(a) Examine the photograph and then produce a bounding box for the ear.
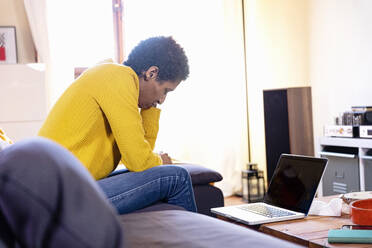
[145,66,159,80]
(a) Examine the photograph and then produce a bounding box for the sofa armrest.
[176,164,223,185]
[109,163,223,186]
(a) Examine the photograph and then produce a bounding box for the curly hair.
[124,36,189,82]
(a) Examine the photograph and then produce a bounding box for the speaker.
[263,87,314,183]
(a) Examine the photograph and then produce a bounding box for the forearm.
[140,107,161,150]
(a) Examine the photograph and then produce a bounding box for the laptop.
[211,154,328,225]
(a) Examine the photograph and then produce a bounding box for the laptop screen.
[264,154,328,214]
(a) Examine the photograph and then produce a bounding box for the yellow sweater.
[0,128,13,151]
[39,63,162,179]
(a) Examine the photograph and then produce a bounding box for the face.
[138,66,180,109]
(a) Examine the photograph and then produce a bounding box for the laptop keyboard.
[238,204,296,218]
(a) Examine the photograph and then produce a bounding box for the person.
[0,128,12,150]
[0,138,123,248]
[38,36,197,214]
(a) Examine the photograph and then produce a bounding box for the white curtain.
[23,0,53,107]
[24,0,114,108]
[123,0,249,196]
[23,0,49,63]
[23,0,73,108]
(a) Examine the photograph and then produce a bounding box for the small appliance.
[359,126,372,138]
[324,125,358,138]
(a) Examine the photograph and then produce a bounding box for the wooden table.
[219,195,372,248]
[259,212,364,247]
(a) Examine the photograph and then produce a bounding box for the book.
[328,229,372,244]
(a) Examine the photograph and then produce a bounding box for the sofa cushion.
[133,203,185,213]
[120,210,301,248]
[177,163,223,185]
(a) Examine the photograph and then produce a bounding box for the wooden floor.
[224,195,245,206]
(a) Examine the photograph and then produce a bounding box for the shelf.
[0,63,46,141]
[320,136,372,149]
[319,137,372,195]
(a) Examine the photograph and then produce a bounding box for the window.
[64,0,119,78]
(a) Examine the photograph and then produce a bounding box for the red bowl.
[350,198,372,225]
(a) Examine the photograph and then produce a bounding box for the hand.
[159,152,172,164]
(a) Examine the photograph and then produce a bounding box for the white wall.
[0,0,35,63]
[310,0,372,156]
[244,0,310,177]
[123,0,248,196]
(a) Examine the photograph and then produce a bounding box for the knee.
[0,138,65,178]
[0,139,63,207]
[174,165,190,179]
[161,165,192,184]
[13,137,69,161]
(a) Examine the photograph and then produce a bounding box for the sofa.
[120,208,302,248]
[116,164,301,248]
[0,137,300,248]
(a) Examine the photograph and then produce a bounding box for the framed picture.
[0,26,18,64]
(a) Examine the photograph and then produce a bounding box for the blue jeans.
[98,165,197,214]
